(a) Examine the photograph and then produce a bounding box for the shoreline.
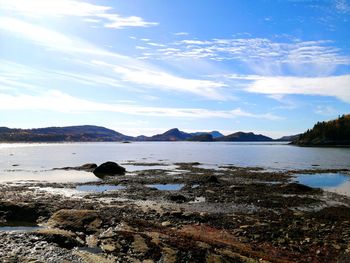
[1,163,350,262]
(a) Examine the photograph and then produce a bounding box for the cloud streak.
[243,75,350,103]
[0,90,281,120]
[0,17,227,100]
[0,0,158,29]
[137,37,350,76]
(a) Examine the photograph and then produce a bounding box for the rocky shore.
[1,162,350,262]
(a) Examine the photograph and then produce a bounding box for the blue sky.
[0,0,349,138]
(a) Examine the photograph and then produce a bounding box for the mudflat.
[1,162,350,263]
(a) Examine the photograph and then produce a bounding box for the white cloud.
[98,14,158,29]
[0,17,115,57]
[314,105,338,116]
[0,0,157,29]
[0,90,281,120]
[244,75,350,103]
[0,18,227,100]
[335,0,350,13]
[139,37,350,76]
[174,32,189,36]
[111,65,228,100]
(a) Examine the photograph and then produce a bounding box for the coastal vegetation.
[293,114,350,146]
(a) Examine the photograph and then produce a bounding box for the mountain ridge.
[0,125,294,142]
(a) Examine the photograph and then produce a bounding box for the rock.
[101,241,120,253]
[170,210,183,217]
[132,235,149,255]
[168,194,188,203]
[35,228,80,249]
[99,228,116,239]
[161,221,172,227]
[206,175,219,184]
[280,183,314,193]
[86,235,99,247]
[93,162,126,177]
[74,251,115,263]
[161,247,177,263]
[48,209,102,233]
[54,163,97,172]
[0,201,45,224]
[80,163,98,170]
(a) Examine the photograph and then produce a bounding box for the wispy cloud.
[0,90,281,120]
[243,75,350,103]
[334,0,350,13]
[0,0,158,29]
[0,17,227,100]
[137,37,350,76]
[314,105,338,116]
[93,62,228,100]
[174,32,189,36]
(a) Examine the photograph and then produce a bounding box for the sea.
[1,142,350,195]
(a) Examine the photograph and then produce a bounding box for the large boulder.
[35,228,81,249]
[93,162,126,177]
[54,163,98,172]
[48,209,101,233]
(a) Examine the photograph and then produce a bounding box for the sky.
[0,0,349,138]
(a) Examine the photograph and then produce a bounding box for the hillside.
[190,131,223,139]
[292,114,350,146]
[0,126,283,142]
[187,133,214,142]
[137,128,193,141]
[276,134,301,142]
[216,132,273,142]
[0,125,132,142]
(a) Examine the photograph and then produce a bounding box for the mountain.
[0,126,277,143]
[216,132,273,142]
[187,133,214,142]
[139,128,193,141]
[0,125,132,142]
[190,131,224,139]
[292,114,350,146]
[276,134,301,142]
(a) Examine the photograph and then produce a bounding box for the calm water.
[146,184,185,191]
[0,142,349,183]
[76,184,126,192]
[295,173,350,196]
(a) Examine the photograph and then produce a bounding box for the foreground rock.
[1,163,350,262]
[54,163,98,172]
[93,161,126,177]
[48,209,102,233]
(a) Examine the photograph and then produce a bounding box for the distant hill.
[137,128,193,141]
[216,132,273,142]
[276,134,301,142]
[0,125,132,142]
[292,114,350,146]
[0,125,281,143]
[190,131,224,139]
[187,133,214,142]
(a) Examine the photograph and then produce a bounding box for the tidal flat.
[1,162,350,262]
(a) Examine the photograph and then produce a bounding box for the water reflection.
[76,184,125,192]
[295,173,350,196]
[146,184,184,191]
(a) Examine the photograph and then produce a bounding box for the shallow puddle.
[76,184,126,192]
[294,173,350,196]
[189,196,206,203]
[0,226,43,232]
[146,184,184,191]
